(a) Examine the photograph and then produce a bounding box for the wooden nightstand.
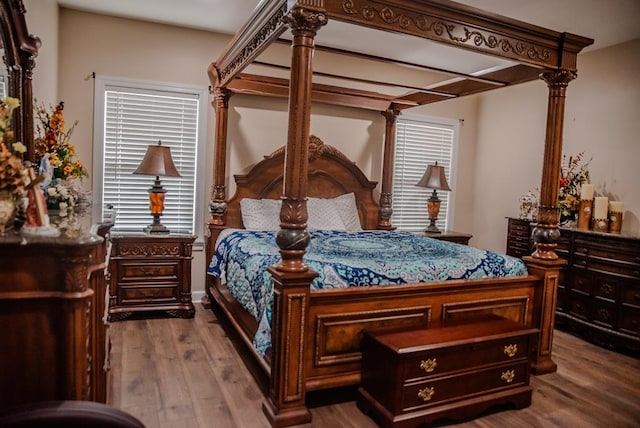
[108,234,196,321]
[424,230,472,245]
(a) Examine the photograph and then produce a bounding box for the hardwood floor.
[109,306,640,428]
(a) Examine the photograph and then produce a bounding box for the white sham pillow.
[240,193,361,231]
[332,192,362,232]
[307,197,347,230]
[240,198,280,231]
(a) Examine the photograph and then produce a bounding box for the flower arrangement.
[0,97,26,199]
[34,100,88,180]
[558,151,591,222]
[34,100,89,213]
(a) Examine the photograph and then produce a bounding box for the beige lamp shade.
[415,162,451,191]
[133,141,181,178]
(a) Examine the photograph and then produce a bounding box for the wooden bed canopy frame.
[205,1,593,426]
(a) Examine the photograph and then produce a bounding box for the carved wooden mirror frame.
[0,0,40,162]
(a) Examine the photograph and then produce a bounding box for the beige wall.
[26,5,640,294]
[473,38,640,252]
[24,0,58,105]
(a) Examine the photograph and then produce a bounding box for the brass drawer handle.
[503,344,517,357]
[418,386,435,402]
[420,358,437,373]
[501,370,515,383]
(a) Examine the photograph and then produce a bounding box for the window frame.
[92,75,209,244]
[391,113,459,232]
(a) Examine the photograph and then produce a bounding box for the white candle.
[593,196,608,219]
[580,183,594,200]
[609,201,624,213]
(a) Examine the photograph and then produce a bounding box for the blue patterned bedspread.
[207,230,527,355]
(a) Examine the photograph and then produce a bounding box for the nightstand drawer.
[401,362,529,411]
[120,284,178,304]
[118,261,179,282]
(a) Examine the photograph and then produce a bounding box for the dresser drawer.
[567,294,590,320]
[573,239,640,266]
[403,335,531,381]
[622,283,640,308]
[401,362,529,411]
[508,225,531,238]
[570,271,593,295]
[117,261,179,282]
[592,301,616,329]
[619,308,640,337]
[119,284,179,304]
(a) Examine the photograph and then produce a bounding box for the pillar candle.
[580,183,594,200]
[593,196,608,219]
[609,201,624,213]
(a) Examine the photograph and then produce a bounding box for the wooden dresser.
[0,221,113,412]
[108,234,196,321]
[357,316,537,428]
[505,217,534,258]
[555,228,640,355]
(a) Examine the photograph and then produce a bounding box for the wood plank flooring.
[109,306,640,427]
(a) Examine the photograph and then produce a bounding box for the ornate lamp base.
[144,214,169,234]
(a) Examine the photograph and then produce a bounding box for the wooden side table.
[424,230,472,245]
[108,234,196,321]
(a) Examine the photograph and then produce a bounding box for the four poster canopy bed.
[205,0,593,426]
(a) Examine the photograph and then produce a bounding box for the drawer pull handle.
[504,344,518,357]
[418,386,435,402]
[634,271,640,278]
[140,268,159,276]
[501,370,515,384]
[419,358,437,373]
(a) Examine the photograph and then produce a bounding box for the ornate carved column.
[209,86,232,226]
[378,107,400,229]
[274,7,327,271]
[531,69,576,260]
[264,6,326,428]
[523,68,576,375]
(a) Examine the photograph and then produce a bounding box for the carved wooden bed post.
[379,107,400,229]
[263,5,326,427]
[524,68,577,374]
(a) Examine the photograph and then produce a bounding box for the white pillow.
[240,194,361,231]
[240,198,280,230]
[308,197,347,230]
[332,193,362,232]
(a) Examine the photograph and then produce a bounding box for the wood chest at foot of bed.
[357,316,537,428]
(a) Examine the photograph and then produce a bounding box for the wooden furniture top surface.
[365,316,538,354]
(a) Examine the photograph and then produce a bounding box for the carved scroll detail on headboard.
[265,135,355,164]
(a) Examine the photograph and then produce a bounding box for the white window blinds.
[95,78,206,235]
[391,116,457,232]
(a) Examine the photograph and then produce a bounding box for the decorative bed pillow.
[332,192,362,231]
[240,193,361,231]
[308,197,347,230]
[240,198,280,231]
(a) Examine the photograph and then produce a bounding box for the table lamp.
[133,141,181,234]
[415,161,451,233]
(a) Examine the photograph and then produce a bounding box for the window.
[93,76,208,238]
[391,115,458,232]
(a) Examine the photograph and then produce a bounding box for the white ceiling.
[57,0,640,53]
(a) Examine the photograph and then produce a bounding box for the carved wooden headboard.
[223,135,380,230]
